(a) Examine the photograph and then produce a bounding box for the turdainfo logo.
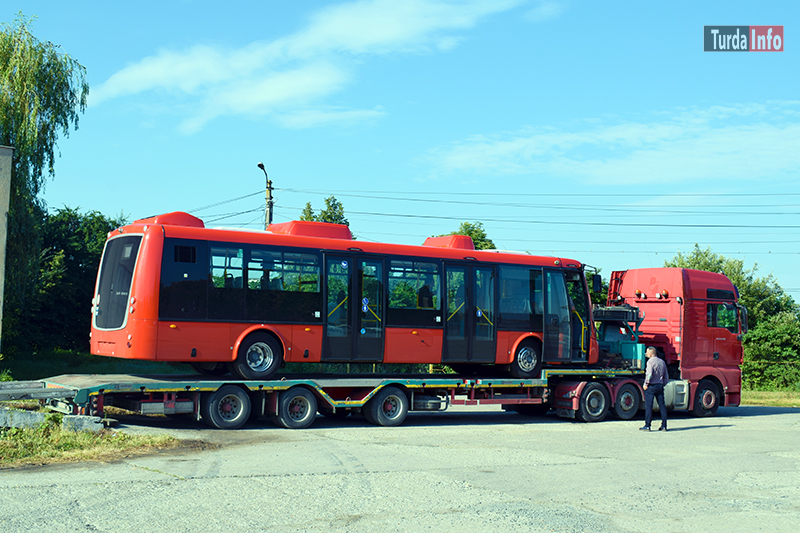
[704,26,784,51]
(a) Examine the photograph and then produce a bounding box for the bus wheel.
[692,380,720,417]
[200,385,251,429]
[576,382,610,423]
[510,341,542,379]
[231,333,282,380]
[367,386,409,427]
[613,383,640,420]
[274,387,317,429]
[191,362,228,376]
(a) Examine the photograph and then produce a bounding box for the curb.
[0,406,104,433]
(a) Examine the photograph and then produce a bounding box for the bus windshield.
[94,235,142,330]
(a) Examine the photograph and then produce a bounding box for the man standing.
[640,346,669,431]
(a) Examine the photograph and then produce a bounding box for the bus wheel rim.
[517,347,538,372]
[246,342,274,372]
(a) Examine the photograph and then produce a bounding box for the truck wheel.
[367,386,409,427]
[200,385,251,429]
[510,341,542,379]
[576,382,610,423]
[230,333,282,380]
[692,380,720,417]
[274,387,317,429]
[613,383,640,420]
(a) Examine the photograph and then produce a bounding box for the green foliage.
[444,221,495,250]
[0,348,191,381]
[665,244,800,390]
[300,196,349,225]
[0,368,11,382]
[0,417,176,467]
[1,15,89,353]
[6,208,126,352]
[742,312,800,390]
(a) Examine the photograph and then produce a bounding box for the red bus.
[90,212,599,380]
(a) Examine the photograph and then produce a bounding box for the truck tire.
[510,341,542,379]
[691,379,720,417]
[229,332,283,380]
[613,383,640,420]
[366,386,408,427]
[274,387,317,429]
[576,382,610,423]
[200,385,251,429]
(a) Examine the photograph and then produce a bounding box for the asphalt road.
[1,405,799,533]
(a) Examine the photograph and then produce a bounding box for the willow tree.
[0,15,89,351]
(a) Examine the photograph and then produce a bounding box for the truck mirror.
[592,274,602,293]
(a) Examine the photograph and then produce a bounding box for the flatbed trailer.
[0,367,659,430]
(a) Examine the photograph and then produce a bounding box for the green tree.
[299,196,348,225]
[1,15,89,352]
[299,202,315,221]
[740,312,800,390]
[14,208,125,351]
[445,222,495,250]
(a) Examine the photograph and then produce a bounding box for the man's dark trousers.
[644,383,667,429]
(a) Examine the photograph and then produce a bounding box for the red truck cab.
[607,268,746,415]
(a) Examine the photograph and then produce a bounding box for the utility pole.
[258,162,273,229]
[0,146,13,355]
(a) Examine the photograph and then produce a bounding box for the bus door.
[322,255,384,362]
[443,265,496,363]
[542,269,572,362]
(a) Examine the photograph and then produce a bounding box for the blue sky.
[4,1,799,298]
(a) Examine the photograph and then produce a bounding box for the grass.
[0,348,193,381]
[0,416,180,469]
[740,390,800,408]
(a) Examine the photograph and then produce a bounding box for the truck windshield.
[94,235,142,330]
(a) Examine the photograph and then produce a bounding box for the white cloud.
[524,0,567,23]
[92,0,526,131]
[426,102,800,185]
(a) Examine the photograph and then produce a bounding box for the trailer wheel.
[367,386,409,427]
[576,382,610,422]
[510,341,542,379]
[691,380,720,417]
[200,385,251,429]
[274,387,317,429]
[613,383,640,420]
[230,332,283,380]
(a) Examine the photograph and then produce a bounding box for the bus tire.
[367,386,409,427]
[510,341,542,379]
[200,385,251,429]
[576,382,610,423]
[692,379,720,417]
[613,383,640,420]
[230,332,283,380]
[274,387,317,429]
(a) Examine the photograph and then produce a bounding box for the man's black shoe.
[658,426,668,432]
[639,426,651,431]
